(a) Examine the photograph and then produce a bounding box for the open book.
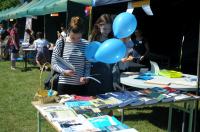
[56,56,76,71]
[85,76,101,84]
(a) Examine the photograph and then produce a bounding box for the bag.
[44,71,59,91]
[43,38,65,91]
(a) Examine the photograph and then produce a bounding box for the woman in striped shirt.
[51,16,90,95]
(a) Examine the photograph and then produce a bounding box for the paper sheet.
[56,56,76,71]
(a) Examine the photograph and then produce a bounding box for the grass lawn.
[0,61,199,132]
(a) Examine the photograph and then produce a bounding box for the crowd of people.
[0,22,54,70]
[51,14,150,97]
[0,14,150,97]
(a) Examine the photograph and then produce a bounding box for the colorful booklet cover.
[57,115,100,132]
[105,97,122,107]
[88,115,128,130]
[96,94,122,108]
[163,86,180,93]
[73,95,94,101]
[72,107,102,118]
[151,87,169,94]
[106,91,140,107]
[90,98,108,108]
[46,109,78,121]
[88,115,122,129]
[65,101,92,108]
[130,98,144,106]
[140,97,159,105]
[161,94,175,102]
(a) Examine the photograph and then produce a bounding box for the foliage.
[0,0,20,11]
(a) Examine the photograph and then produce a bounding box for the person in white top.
[33,32,50,70]
[57,26,67,39]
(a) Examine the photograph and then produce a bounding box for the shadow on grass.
[115,107,200,132]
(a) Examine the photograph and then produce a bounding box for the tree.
[0,0,20,11]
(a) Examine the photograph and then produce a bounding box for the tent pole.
[193,21,200,132]
[44,15,46,39]
[88,6,92,39]
[65,0,69,28]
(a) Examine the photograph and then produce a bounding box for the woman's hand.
[80,77,89,85]
[63,70,74,76]
[140,56,144,61]
[121,58,128,63]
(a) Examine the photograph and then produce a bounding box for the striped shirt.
[51,38,90,85]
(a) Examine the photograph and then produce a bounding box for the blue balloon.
[113,12,137,39]
[85,41,101,62]
[95,38,126,64]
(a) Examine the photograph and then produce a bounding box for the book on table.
[90,98,108,108]
[72,107,102,118]
[88,115,131,131]
[96,94,122,108]
[106,91,141,107]
[65,101,92,108]
[140,97,159,104]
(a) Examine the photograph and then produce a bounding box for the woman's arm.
[140,40,150,61]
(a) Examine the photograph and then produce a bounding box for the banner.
[23,17,32,43]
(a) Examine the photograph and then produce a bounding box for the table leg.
[188,102,194,132]
[120,84,125,123]
[121,109,124,123]
[167,104,173,132]
[181,112,186,132]
[37,111,41,132]
[24,51,27,70]
[22,50,32,72]
[182,102,186,132]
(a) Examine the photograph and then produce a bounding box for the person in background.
[0,24,5,35]
[0,24,4,59]
[131,29,151,69]
[0,30,10,60]
[51,16,90,95]
[87,14,114,96]
[8,22,19,70]
[33,32,50,70]
[25,29,35,45]
[118,36,134,72]
[57,25,67,39]
[60,26,67,38]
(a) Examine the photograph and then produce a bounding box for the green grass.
[0,61,199,132]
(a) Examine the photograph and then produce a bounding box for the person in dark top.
[8,22,20,70]
[131,29,151,70]
[87,14,114,96]
[25,29,35,45]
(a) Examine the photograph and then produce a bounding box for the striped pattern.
[51,38,90,85]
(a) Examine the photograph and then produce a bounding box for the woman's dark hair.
[90,14,113,41]
[131,28,143,40]
[68,16,84,34]
[36,32,43,39]
[25,29,31,35]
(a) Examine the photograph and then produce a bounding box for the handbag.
[44,38,65,91]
